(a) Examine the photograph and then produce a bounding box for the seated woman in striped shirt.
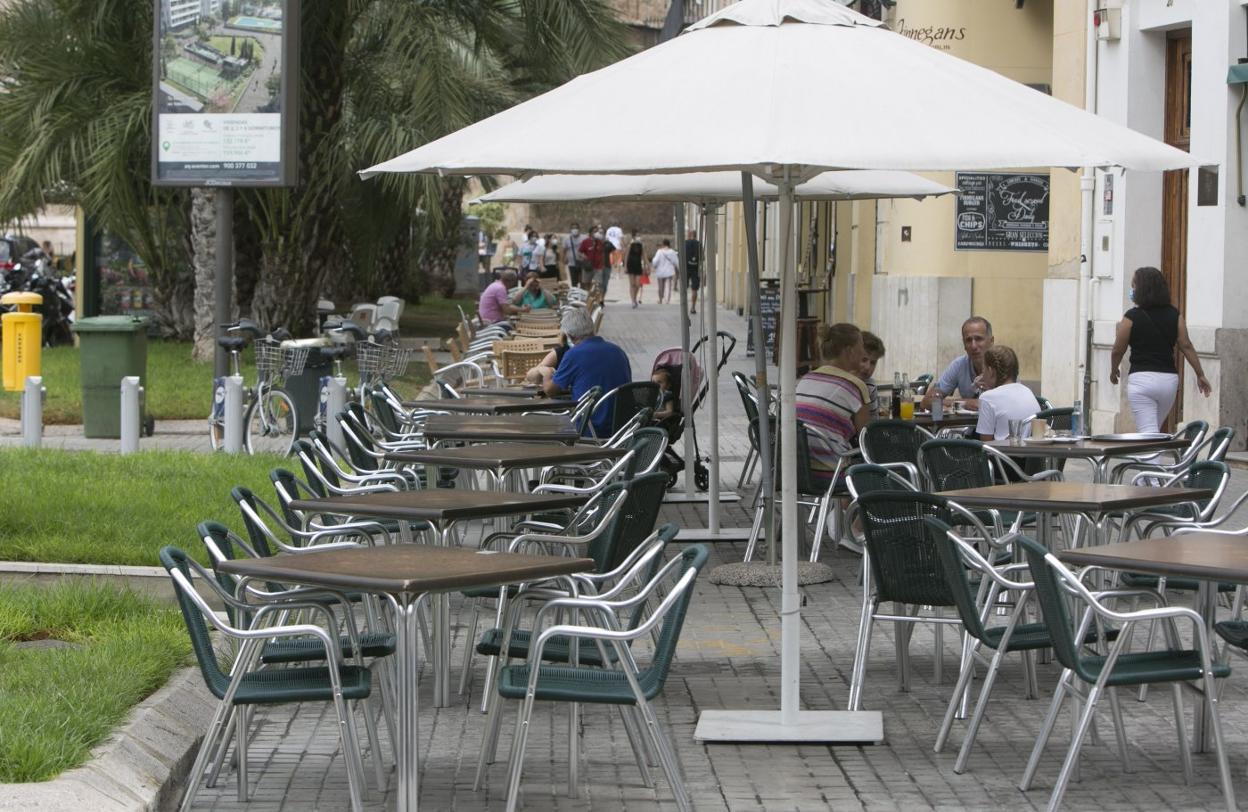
[796,323,871,484]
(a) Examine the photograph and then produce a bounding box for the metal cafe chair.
[1017,536,1235,812]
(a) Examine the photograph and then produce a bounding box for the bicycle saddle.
[217,336,248,351]
[321,345,350,361]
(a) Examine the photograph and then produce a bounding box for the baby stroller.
[651,331,737,490]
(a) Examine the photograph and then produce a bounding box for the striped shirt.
[796,365,869,481]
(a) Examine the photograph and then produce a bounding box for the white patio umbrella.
[362,0,1197,751]
[473,169,958,540]
[473,169,957,204]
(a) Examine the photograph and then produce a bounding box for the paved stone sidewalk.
[190,518,1248,812]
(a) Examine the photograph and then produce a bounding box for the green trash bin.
[72,316,149,439]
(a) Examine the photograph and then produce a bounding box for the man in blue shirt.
[545,308,632,437]
[921,316,995,409]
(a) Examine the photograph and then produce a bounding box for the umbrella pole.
[777,171,800,724]
[676,206,695,496]
[742,175,775,558]
[705,205,720,534]
[693,171,881,745]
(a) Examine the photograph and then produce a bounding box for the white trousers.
[1126,371,1179,433]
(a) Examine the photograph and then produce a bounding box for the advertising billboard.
[152,0,299,186]
[953,172,1050,252]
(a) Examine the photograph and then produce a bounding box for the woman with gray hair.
[545,307,632,436]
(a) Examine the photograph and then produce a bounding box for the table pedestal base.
[694,709,883,744]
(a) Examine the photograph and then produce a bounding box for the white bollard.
[120,376,141,454]
[326,375,348,451]
[223,375,245,453]
[21,375,42,448]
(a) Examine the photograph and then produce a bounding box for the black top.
[626,241,644,273]
[684,239,701,275]
[1126,305,1179,375]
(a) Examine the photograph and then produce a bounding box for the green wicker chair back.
[856,491,957,608]
[920,438,994,492]
[845,463,913,498]
[600,472,669,571]
[368,388,402,437]
[231,486,278,558]
[624,427,669,479]
[161,545,232,698]
[1018,535,1093,682]
[860,419,927,468]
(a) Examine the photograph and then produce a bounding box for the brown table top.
[937,481,1212,513]
[422,413,580,443]
[986,438,1187,459]
[290,489,587,522]
[909,413,979,428]
[1059,533,1248,584]
[461,386,543,399]
[385,443,627,469]
[219,545,594,596]
[403,397,576,415]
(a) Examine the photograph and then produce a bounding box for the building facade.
[1045,0,1248,443]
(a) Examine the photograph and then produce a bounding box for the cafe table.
[422,413,581,445]
[386,442,627,491]
[220,544,593,812]
[460,385,543,398]
[288,489,588,710]
[986,436,1188,482]
[1060,532,1248,753]
[402,396,577,416]
[909,411,979,430]
[937,482,1212,549]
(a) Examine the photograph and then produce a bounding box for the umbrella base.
[707,561,835,586]
[695,709,883,744]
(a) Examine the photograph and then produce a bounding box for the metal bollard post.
[21,375,42,448]
[326,375,348,451]
[223,375,244,453]
[120,376,141,454]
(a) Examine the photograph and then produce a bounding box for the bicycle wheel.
[245,387,298,456]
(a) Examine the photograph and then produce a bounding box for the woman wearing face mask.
[1109,266,1211,434]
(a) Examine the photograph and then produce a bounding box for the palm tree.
[243,0,634,330]
[0,0,194,336]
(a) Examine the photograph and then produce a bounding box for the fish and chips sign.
[152,0,299,187]
[953,172,1050,252]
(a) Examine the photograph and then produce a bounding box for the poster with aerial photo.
[153,0,297,186]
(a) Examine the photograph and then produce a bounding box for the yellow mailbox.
[2,292,42,392]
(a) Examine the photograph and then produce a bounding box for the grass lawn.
[0,581,191,782]
[399,295,471,339]
[0,449,287,566]
[0,334,434,425]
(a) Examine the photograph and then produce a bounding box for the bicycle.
[314,319,415,436]
[208,320,307,455]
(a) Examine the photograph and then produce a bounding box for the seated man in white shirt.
[975,345,1040,441]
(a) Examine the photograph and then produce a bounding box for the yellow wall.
[831,0,1055,380]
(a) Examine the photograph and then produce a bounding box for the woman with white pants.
[651,239,679,304]
[1108,266,1211,433]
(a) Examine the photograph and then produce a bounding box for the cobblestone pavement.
[187,293,1248,811]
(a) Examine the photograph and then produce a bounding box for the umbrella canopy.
[362,0,1194,179]
[472,170,958,204]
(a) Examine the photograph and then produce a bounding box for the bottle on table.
[891,372,902,419]
[1072,399,1083,437]
[899,373,914,420]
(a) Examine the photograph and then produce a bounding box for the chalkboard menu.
[746,284,781,361]
[954,172,1050,252]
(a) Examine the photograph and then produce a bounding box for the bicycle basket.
[254,339,309,379]
[384,346,413,379]
[356,340,387,383]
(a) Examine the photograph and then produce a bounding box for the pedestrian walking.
[1109,265,1211,433]
[579,227,611,295]
[684,228,702,315]
[606,222,624,272]
[651,239,679,304]
[625,230,647,308]
[561,223,584,286]
[542,233,559,279]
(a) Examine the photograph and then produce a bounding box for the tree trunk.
[191,188,220,361]
[419,178,466,298]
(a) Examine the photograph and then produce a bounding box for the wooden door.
[1160,30,1191,427]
